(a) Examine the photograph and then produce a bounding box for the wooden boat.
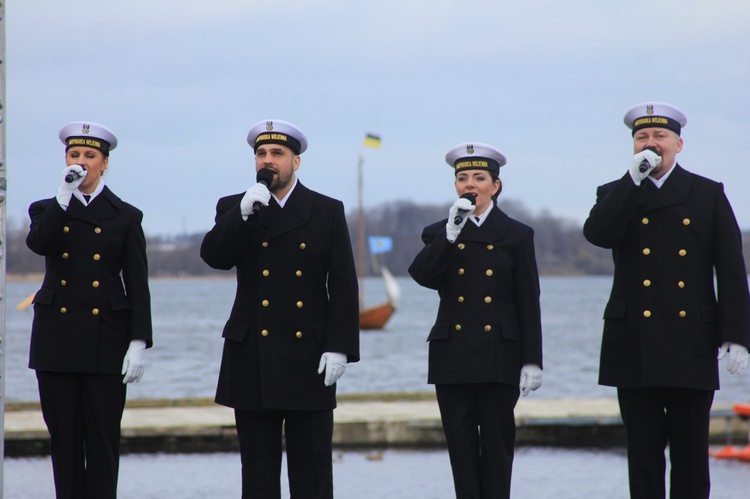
[360,266,399,330]
[356,146,399,330]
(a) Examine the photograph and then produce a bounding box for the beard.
[269,165,294,194]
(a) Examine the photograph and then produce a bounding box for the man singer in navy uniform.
[201,119,360,498]
[583,102,750,499]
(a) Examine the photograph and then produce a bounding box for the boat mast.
[357,153,364,309]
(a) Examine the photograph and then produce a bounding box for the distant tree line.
[6,199,750,277]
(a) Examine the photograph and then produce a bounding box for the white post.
[0,1,8,494]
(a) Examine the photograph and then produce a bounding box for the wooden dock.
[4,393,748,456]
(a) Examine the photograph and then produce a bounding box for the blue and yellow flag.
[368,236,393,255]
[364,133,382,148]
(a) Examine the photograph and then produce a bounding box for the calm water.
[4,276,750,497]
[4,275,749,404]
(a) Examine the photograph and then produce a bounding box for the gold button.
[484,296,492,304]
[262,241,269,247]
[95,227,102,234]
[262,270,270,277]
[457,243,465,250]
[92,281,99,288]
[458,268,465,275]
[296,331,303,339]
[93,254,101,261]
[297,301,304,308]
[296,270,302,277]
[262,300,269,307]
[486,244,494,250]
[455,324,462,331]
[484,325,492,332]
[63,226,70,233]
[299,243,307,250]
[642,217,649,225]
[261,329,269,337]
[643,279,651,287]
[62,252,69,259]
[60,307,67,314]
[61,280,67,286]
[458,296,464,303]
[643,310,651,318]
[679,310,687,318]
[678,281,685,288]
[683,218,691,226]
[92,308,99,315]
[642,248,650,256]
[486,269,493,277]
[679,249,687,256]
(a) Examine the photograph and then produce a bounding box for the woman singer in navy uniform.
[409,142,543,499]
[26,121,153,499]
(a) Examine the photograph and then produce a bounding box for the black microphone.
[64,170,83,183]
[252,168,275,214]
[638,146,660,173]
[453,193,477,225]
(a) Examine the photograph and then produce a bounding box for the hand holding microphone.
[56,165,87,208]
[629,146,661,184]
[240,167,274,218]
[446,193,476,243]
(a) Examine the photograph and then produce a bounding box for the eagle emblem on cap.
[466,144,474,154]
[82,124,90,134]
[266,121,274,131]
[646,105,654,116]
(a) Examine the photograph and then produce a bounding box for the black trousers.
[36,371,127,499]
[617,387,714,499]
[435,383,520,499]
[234,408,334,499]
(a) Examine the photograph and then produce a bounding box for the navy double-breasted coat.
[583,165,750,390]
[26,187,153,373]
[409,206,543,386]
[200,182,360,411]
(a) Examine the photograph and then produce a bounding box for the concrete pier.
[4,393,748,456]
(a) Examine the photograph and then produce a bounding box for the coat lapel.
[459,206,510,242]
[66,186,123,225]
[646,164,691,212]
[261,182,313,240]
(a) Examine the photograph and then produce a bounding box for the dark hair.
[491,172,502,201]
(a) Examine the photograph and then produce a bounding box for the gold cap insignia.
[82,124,90,134]
[646,105,654,116]
[265,121,274,131]
[466,144,474,154]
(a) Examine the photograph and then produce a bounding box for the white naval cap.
[58,121,118,155]
[623,102,687,136]
[445,142,507,174]
[246,119,308,155]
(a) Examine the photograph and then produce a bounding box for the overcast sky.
[5,0,750,236]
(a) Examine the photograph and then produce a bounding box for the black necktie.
[83,195,91,204]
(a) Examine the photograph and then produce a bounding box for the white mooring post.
[0,1,8,495]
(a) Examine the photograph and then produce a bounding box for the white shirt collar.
[470,206,492,226]
[73,178,105,205]
[647,161,677,189]
[272,177,298,208]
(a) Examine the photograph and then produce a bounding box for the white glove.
[56,165,87,208]
[445,196,476,243]
[317,352,347,386]
[718,342,748,375]
[122,340,147,384]
[240,182,271,219]
[629,148,662,185]
[519,364,543,397]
